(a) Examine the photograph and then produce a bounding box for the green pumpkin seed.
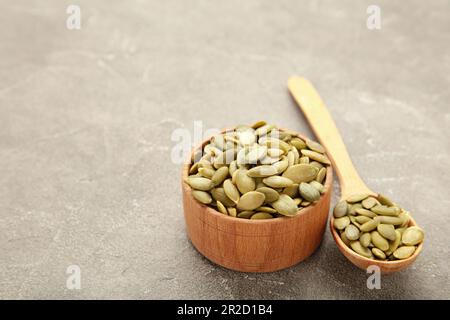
[360,219,379,232]
[315,167,326,183]
[290,137,306,150]
[282,183,299,198]
[227,207,237,217]
[267,148,284,158]
[286,151,295,166]
[216,201,228,215]
[282,164,318,183]
[334,216,350,230]
[385,230,401,256]
[300,149,331,165]
[255,124,275,136]
[370,231,389,251]
[229,160,238,176]
[211,166,229,186]
[299,182,320,202]
[309,161,323,170]
[346,193,370,203]
[340,231,351,246]
[348,203,362,215]
[237,211,254,219]
[223,179,240,203]
[237,191,265,211]
[372,248,386,260]
[261,137,291,153]
[214,149,236,166]
[350,241,373,258]
[236,169,256,194]
[246,146,267,163]
[198,167,215,179]
[355,208,377,218]
[192,190,212,204]
[371,205,400,216]
[263,176,294,188]
[271,194,298,216]
[237,130,256,146]
[333,200,348,218]
[257,206,277,214]
[349,215,361,228]
[305,139,325,153]
[362,197,378,209]
[378,194,395,206]
[250,212,273,220]
[309,181,325,194]
[187,176,214,191]
[355,215,372,224]
[272,158,289,174]
[401,226,424,246]
[375,216,403,225]
[299,156,310,164]
[345,224,360,241]
[211,188,236,207]
[247,165,278,177]
[377,224,396,241]
[255,187,279,203]
[359,232,371,247]
[251,120,267,129]
[399,211,411,227]
[393,246,416,260]
[189,162,199,174]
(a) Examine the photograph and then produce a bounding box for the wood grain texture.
[182,133,333,273]
[289,76,424,273]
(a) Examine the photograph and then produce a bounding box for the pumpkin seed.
[371,231,389,251]
[247,165,278,177]
[192,190,212,204]
[340,231,351,246]
[350,241,373,258]
[282,183,299,198]
[385,230,401,256]
[362,197,378,209]
[255,187,279,203]
[267,148,284,158]
[300,149,331,165]
[346,193,370,203]
[271,194,298,216]
[282,164,318,183]
[355,215,372,224]
[377,224,396,241]
[378,194,395,206]
[263,176,294,188]
[372,248,386,260]
[315,167,327,183]
[355,208,377,218]
[223,179,240,203]
[211,166,229,186]
[237,191,265,211]
[299,182,320,202]
[198,167,215,179]
[211,188,236,207]
[299,156,310,164]
[186,176,214,191]
[393,246,416,260]
[216,201,228,215]
[293,198,302,206]
[251,120,267,129]
[345,224,360,241]
[334,216,350,230]
[257,206,277,214]
[371,205,400,216]
[375,216,403,225]
[305,139,325,153]
[250,212,273,220]
[237,211,254,219]
[333,200,348,218]
[360,219,379,232]
[309,181,325,194]
[227,207,237,217]
[246,146,267,163]
[359,232,371,247]
[401,226,424,246]
[290,137,306,150]
[236,169,256,194]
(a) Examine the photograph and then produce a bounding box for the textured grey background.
[0,0,449,299]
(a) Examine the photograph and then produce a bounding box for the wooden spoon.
[288,76,423,273]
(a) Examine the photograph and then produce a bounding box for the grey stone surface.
[0,0,449,299]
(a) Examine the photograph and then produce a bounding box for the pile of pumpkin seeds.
[185,121,330,219]
[333,194,424,260]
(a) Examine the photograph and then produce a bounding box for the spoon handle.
[288,76,373,198]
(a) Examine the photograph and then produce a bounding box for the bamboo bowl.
[182,132,333,273]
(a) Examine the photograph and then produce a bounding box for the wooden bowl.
[182,132,333,272]
[330,215,423,274]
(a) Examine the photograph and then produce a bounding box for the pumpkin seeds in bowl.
[185,121,331,220]
[333,194,424,261]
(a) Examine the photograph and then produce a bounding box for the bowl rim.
[182,128,333,224]
[330,214,424,265]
